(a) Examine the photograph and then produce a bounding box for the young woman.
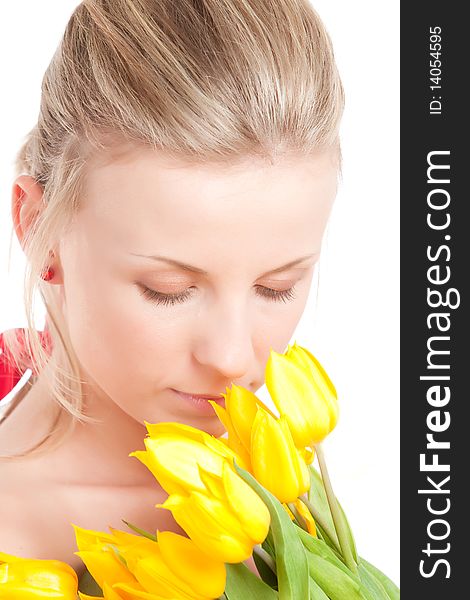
[0,0,344,579]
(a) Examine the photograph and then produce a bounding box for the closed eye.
[137,284,297,307]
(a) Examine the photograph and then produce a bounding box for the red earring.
[41,267,55,281]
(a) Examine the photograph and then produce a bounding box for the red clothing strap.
[0,327,52,402]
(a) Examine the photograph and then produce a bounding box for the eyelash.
[138,284,297,307]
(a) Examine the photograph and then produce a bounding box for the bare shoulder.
[0,461,85,573]
[0,459,177,573]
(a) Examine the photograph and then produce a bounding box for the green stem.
[253,544,277,574]
[299,494,341,554]
[315,443,357,573]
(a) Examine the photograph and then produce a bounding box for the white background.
[0,1,400,584]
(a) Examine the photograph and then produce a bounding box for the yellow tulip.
[74,524,225,600]
[250,409,310,503]
[209,385,276,471]
[265,343,339,446]
[290,343,338,427]
[158,461,270,564]
[119,531,225,600]
[0,552,78,599]
[130,422,247,497]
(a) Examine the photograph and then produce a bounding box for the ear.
[11,175,45,251]
[12,175,63,285]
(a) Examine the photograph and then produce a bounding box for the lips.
[171,388,226,413]
[172,388,224,398]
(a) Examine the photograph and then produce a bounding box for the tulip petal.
[157,531,226,598]
[203,434,247,468]
[108,534,159,574]
[197,465,226,501]
[302,446,315,465]
[112,581,185,600]
[251,409,307,503]
[290,344,339,430]
[266,350,331,446]
[75,550,136,591]
[102,582,126,600]
[225,386,260,452]
[207,401,232,433]
[294,498,317,537]
[291,343,337,399]
[131,550,198,600]
[0,552,25,563]
[283,503,295,520]
[141,436,226,494]
[72,524,116,553]
[208,402,252,470]
[278,417,310,495]
[108,530,156,550]
[161,494,253,563]
[79,593,104,600]
[144,421,209,441]
[221,462,270,544]
[129,449,187,496]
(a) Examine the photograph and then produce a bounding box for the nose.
[192,298,255,382]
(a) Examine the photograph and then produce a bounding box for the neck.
[3,371,159,489]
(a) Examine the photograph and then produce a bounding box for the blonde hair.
[2,0,344,458]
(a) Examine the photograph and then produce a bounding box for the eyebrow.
[129,253,318,276]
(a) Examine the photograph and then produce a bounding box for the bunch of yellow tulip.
[123,342,398,599]
[0,341,400,600]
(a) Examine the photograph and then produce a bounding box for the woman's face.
[56,147,338,436]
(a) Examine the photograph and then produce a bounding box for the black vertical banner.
[401,3,468,597]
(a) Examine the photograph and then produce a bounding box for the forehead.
[78,146,338,258]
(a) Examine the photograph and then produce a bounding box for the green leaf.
[309,577,330,600]
[121,519,157,541]
[308,464,359,566]
[308,465,332,520]
[234,462,310,600]
[314,522,343,560]
[307,555,363,600]
[299,528,363,600]
[296,527,360,584]
[308,465,340,550]
[337,499,358,564]
[359,559,400,600]
[357,563,392,600]
[225,563,278,599]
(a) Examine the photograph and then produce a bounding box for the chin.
[134,409,226,438]
[186,416,226,438]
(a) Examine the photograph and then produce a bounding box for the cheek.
[63,274,184,399]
